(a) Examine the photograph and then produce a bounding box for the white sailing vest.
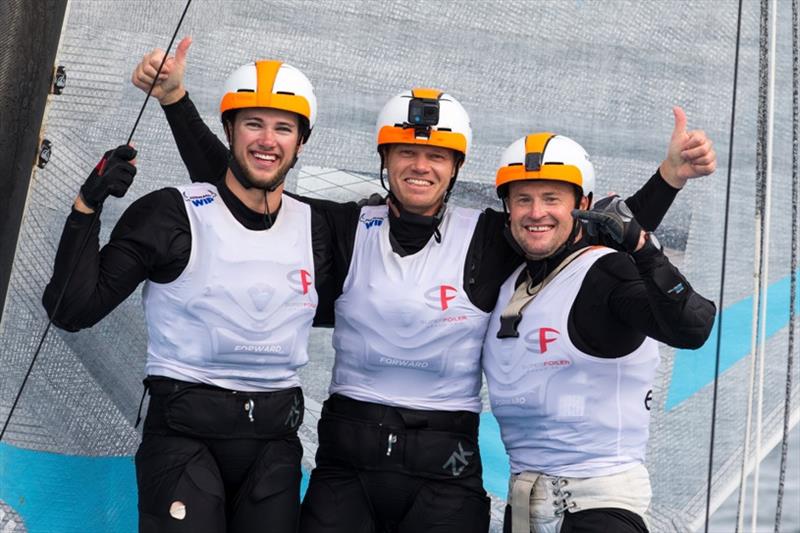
[330,205,490,412]
[142,184,318,392]
[483,247,660,477]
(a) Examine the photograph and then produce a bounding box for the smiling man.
[482,133,716,533]
[43,60,330,533]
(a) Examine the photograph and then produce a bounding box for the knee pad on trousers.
[135,435,226,533]
[229,437,303,533]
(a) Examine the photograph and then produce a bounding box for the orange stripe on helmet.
[524,132,555,156]
[495,164,584,190]
[495,133,583,191]
[377,125,468,155]
[411,88,443,99]
[255,60,281,106]
[219,60,312,120]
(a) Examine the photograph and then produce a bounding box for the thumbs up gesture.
[131,35,192,105]
[659,106,717,189]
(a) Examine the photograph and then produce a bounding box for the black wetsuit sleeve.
[568,249,716,358]
[162,92,228,183]
[464,209,524,313]
[623,169,680,231]
[41,189,190,331]
[286,193,360,327]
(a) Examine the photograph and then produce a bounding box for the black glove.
[356,192,386,207]
[573,195,642,253]
[80,145,137,210]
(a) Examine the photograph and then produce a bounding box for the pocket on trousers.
[316,414,379,468]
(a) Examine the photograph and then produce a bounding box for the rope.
[703,1,744,530]
[0,0,193,443]
[736,0,772,528]
[774,0,799,528]
[126,1,192,145]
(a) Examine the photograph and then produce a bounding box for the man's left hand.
[659,106,716,189]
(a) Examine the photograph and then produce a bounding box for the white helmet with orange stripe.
[375,88,472,202]
[220,60,317,143]
[376,88,471,158]
[495,132,595,203]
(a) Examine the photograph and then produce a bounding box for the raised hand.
[659,106,717,189]
[130,36,192,105]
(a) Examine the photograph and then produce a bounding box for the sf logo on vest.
[286,269,314,299]
[524,327,571,368]
[524,327,559,354]
[424,285,458,311]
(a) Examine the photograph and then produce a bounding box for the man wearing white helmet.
[482,133,716,533]
[44,57,331,532]
[135,41,716,532]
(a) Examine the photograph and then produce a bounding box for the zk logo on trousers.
[442,442,474,476]
[285,394,302,428]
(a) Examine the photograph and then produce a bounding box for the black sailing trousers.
[300,394,491,533]
[135,377,304,533]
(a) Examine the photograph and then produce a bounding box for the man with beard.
[131,39,715,532]
[43,59,333,532]
[482,133,716,533]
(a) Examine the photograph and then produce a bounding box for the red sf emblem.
[299,269,312,295]
[524,327,560,354]
[425,284,458,311]
[287,269,313,295]
[538,327,559,353]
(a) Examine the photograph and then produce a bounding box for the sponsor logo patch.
[287,269,313,295]
[524,327,560,354]
[424,285,458,311]
[183,189,217,207]
[359,213,386,229]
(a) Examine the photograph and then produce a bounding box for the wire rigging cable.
[773,0,799,529]
[0,0,193,443]
[703,0,744,529]
[736,0,777,528]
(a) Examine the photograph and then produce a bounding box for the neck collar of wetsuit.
[218,177,281,230]
[387,199,445,253]
[515,229,590,287]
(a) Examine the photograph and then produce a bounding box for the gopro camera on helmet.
[524,152,543,171]
[407,97,439,127]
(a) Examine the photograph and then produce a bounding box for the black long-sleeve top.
[44,92,714,359]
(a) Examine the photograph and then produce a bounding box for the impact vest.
[142,184,317,391]
[330,205,490,412]
[483,247,660,477]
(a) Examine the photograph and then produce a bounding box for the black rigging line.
[704,0,744,530]
[0,0,193,443]
[774,0,799,529]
